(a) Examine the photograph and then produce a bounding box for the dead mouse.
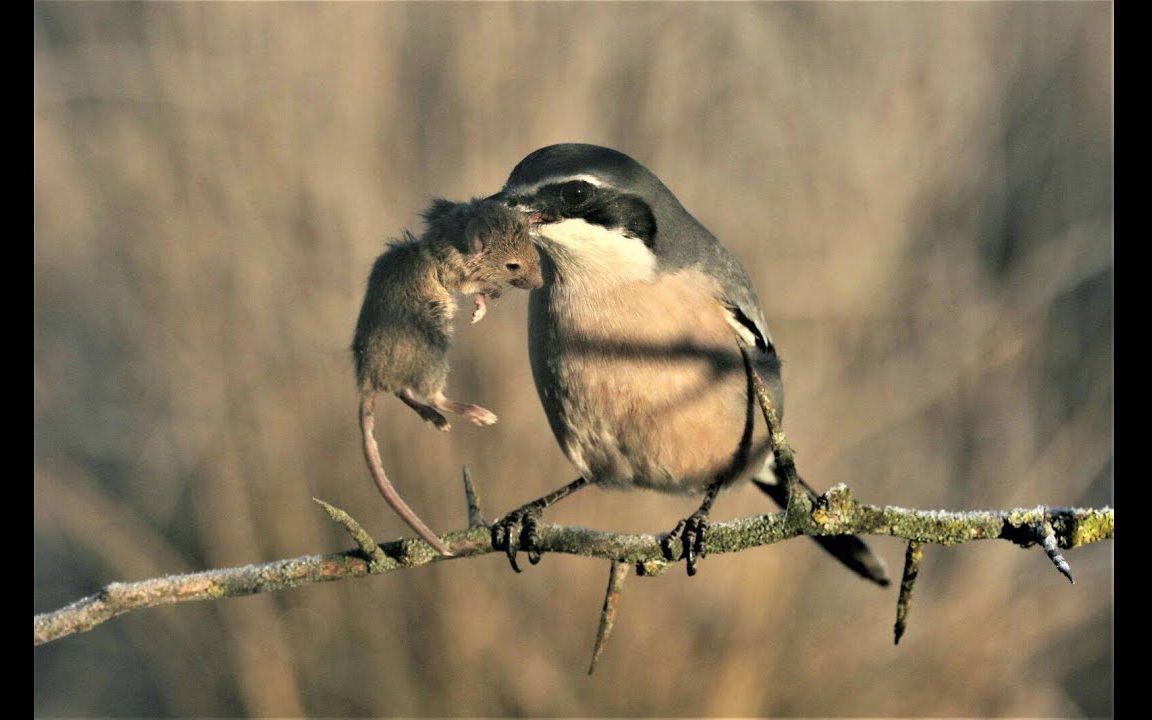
[350,197,543,556]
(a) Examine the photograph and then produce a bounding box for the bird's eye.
[559,180,596,209]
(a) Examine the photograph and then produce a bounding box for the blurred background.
[34,2,1112,717]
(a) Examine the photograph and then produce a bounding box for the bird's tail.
[753,466,890,587]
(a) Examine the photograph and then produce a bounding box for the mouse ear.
[469,230,488,255]
[421,198,458,225]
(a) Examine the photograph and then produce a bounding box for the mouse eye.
[558,180,596,210]
[505,262,521,272]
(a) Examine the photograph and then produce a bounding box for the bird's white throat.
[534,217,656,288]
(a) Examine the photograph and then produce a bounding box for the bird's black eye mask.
[502,180,657,249]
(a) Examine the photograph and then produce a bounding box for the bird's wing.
[704,242,785,422]
[708,244,775,355]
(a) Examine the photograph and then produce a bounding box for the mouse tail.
[360,395,455,557]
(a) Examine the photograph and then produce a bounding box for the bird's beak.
[490,190,559,226]
[527,209,559,225]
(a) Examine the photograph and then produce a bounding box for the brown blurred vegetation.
[34,3,1112,717]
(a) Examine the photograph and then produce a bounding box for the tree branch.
[34,490,1113,646]
[35,351,1114,649]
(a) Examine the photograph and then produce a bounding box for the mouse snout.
[512,260,544,290]
[510,273,543,290]
[499,247,544,290]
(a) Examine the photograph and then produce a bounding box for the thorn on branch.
[1039,518,1074,584]
[314,497,386,566]
[894,540,924,645]
[588,561,630,675]
[462,466,486,528]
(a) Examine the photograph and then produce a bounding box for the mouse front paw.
[470,294,488,324]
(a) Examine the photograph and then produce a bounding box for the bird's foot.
[489,477,591,573]
[491,503,544,572]
[662,512,710,576]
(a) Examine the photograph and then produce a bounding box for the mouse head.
[465,201,544,293]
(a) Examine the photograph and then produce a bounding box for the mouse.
[350,197,543,556]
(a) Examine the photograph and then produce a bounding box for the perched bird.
[490,143,889,583]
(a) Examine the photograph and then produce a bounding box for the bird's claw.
[491,504,544,572]
[662,513,710,576]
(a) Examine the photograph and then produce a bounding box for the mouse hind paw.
[396,389,452,431]
[433,398,498,426]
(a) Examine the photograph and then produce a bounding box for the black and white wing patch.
[722,301,775,356]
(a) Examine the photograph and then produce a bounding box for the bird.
[488,143,890,585]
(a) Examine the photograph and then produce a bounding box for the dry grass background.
[34,2,1112,717]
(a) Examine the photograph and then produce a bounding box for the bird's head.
[492,144,671,286]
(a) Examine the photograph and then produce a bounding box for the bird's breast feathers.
[533,217,657,287]
[530,269,770,492]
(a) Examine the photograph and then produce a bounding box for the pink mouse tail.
[360,395,454,557]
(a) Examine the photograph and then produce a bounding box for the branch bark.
[34,490,1113,646]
